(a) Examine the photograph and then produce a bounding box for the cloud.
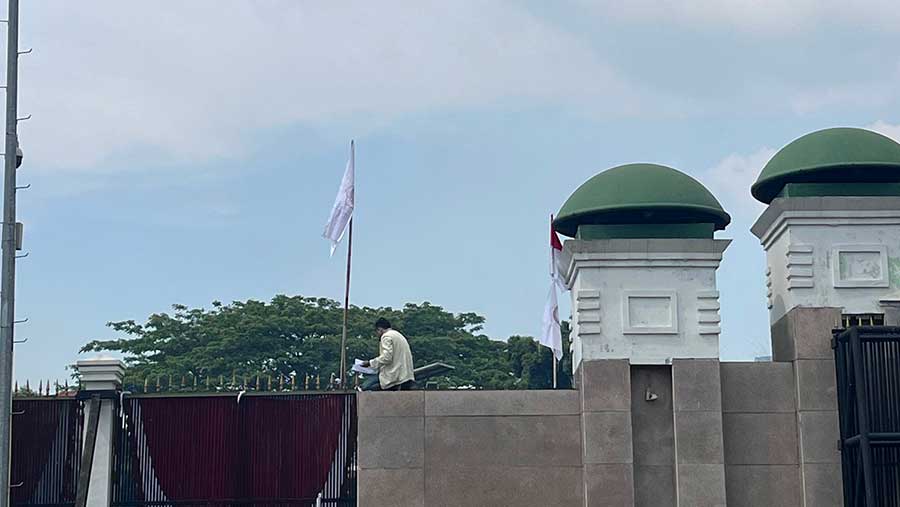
[703,148,775,222]
[867,120,900,142]
[18,1,642,172]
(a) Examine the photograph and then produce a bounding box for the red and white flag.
[540,215,564,360]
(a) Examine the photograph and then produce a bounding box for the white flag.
[541,282,563,360]
[323,141,355,256]
[540,216,564,360]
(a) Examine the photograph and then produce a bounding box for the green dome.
[553,163,730,238]
[752,127,900,203]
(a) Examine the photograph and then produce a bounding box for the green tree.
[81,295,573,390]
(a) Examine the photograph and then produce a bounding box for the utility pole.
[0,0,20,504]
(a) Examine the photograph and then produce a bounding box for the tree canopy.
[81,295,573,390]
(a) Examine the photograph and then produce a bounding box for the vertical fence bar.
[850,328,877,506]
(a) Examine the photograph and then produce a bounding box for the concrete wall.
[357,390,583,507]
[721,362,801,507]
[358,345,841,506]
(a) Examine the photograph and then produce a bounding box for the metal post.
[849,327,877,507]
[0,0,19,504]
[340,218,353,390]
[552,355,557,389]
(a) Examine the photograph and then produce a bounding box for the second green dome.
[553,163,730,238]
[752,127,900,203]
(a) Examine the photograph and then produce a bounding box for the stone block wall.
[721,362,800,507]
[358,343,843,506]
[357,390,584,507]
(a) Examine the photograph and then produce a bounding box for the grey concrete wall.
[771,306,844,507]
[579,359,634,506]
[673,359,727,507]
[358,348,843,507]
[357,390,584,507]
[721,361,801,507]
[630,366,675,507]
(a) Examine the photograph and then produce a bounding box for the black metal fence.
[10,398,83,507]
[111,392,357,507]
[834,326,900,507]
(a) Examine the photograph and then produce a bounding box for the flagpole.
[552,355,557,389]
[340,217,352,390]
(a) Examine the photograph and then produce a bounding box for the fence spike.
[316,374,320,390]
[13,381,17,393]
[38,380,42,395]
[181,375,186,388]
[219,375,224,390]
[143,377,149,393]
[267,374,272,391]
[279,375,284,391]
[156,375,161,390]
[305,374,309,390]
[232,370,237,387]
[168,375,172,391]
[291,375,297,391]
[255,374,260,391]
[46,380,50,397]
[205,375,210,390]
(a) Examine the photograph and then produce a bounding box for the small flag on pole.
[540,215,564,360]
[323,141,355,256]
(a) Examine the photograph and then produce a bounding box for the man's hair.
[374,318,392,330]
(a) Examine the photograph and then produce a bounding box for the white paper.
[352,358,377,375]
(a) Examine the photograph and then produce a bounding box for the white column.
[75,358,125,507]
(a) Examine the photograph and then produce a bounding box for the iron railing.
[10,398,83,507]
[834,326,900,507]
[111,392,357,507]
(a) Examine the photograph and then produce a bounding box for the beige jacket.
[370,329,415,389]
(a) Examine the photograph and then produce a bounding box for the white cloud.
[18,1,643,172]
[704,148,775,222]
[867,120,900,142]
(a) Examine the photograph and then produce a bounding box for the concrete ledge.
[425,415,582,467]
[801,463,843,507]
[424,389,579,416]
[358,416,424,469]
[721,362,796,413]
[676,463,726,507]
[359,468,424,507]
[725,465,801,507]
[770,307,841,361]
[675,411,724,464]
[584,463,634,506]
[795,359,837,411]
[798,410,840,464]
[723,413,798,465]
[425,466,583,507]
[583,411,633,464]
[673,359,722,412]
[581,359,631,411]
[358,391,424,418]
[634,465,675,507]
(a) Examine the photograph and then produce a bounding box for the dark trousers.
[387,380,415,391]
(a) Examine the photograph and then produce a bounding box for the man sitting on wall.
[361,318,416,391]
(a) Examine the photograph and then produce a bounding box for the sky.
[9,1,900,383]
